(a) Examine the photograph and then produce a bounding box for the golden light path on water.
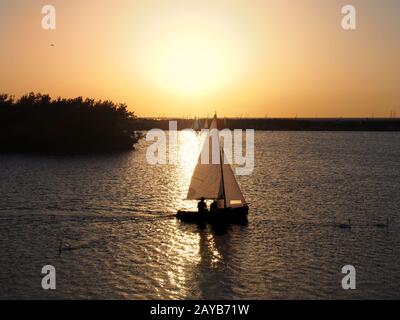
[156,130,223,298]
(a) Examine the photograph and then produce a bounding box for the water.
[1,131,400,299]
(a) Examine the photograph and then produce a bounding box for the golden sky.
[1,0,399,117]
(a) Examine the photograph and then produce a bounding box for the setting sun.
[127,6,247,97]
[146,34,237,96]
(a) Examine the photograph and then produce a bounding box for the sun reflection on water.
[144,131,225,299]
[206,232,223,267]
[163,220,201,298]
[172,130,204,211]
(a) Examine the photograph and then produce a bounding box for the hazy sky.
[1,0,399,117]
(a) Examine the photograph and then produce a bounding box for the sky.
[0,0,399,117]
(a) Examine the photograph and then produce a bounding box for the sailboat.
[203,118,209,129]
[192,117,201,131]
[177,114,249,225]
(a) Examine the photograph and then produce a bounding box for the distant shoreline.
[136,118,400,131]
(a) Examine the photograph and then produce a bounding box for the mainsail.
[186,115,246,208]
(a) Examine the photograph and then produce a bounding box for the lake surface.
[1,131,400,299]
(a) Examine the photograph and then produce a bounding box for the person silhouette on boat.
[210,200,218,214]
[198,197,207,214]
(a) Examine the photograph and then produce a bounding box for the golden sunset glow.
[128,11,247,97]
[1,0,400,117]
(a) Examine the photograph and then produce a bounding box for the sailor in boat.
[198,197,207,214]
[210,200,218,214]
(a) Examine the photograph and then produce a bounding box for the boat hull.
[176,206,248,225]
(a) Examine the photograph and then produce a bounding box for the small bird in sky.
[50,43,55,47]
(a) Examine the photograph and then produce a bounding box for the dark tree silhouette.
[0,93,141,153]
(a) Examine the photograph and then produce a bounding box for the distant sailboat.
[203,118,209,129]
[177,114,248,225]
[192,117,201,131]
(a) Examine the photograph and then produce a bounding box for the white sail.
[186,115,246,208]
[187,116,221,200]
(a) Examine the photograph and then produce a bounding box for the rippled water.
[1,131,400,299]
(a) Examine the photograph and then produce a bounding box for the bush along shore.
[0,93,142,154]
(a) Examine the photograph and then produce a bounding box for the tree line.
[0,93,141,153]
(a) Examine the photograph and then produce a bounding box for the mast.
[219,145,227,209]
[214,112,227,208]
